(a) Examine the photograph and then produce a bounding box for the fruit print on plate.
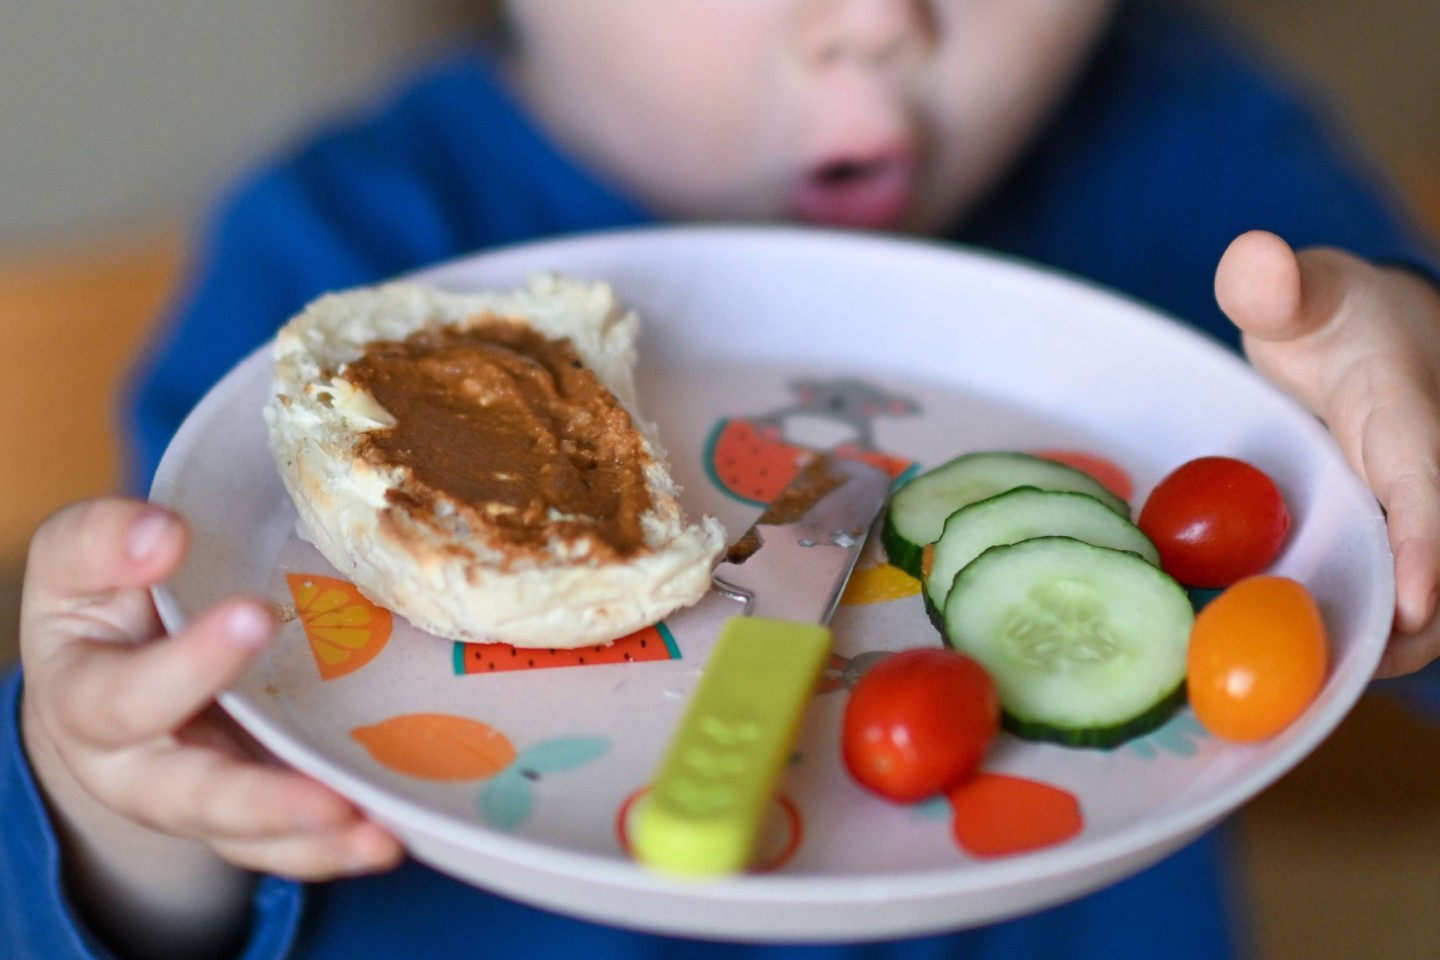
[286,573,392,681]
[704,377,918,505]
[257,362,1220,874]
[452,622,680,675]
[155,228,1391,943]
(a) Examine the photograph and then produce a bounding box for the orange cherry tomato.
[1186,576,1327,742]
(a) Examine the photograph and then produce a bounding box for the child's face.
[506,0,1115,234]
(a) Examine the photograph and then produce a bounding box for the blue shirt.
[5,2,1436,957]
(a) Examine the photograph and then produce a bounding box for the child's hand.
[19,499,401,953]
[1216,230,1440,678]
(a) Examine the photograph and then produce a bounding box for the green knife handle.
[630,617,832,877]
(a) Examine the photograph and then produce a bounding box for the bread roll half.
[265,275,725,648]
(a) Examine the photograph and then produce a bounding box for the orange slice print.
[352,713,518,781]
[287,574,393,681]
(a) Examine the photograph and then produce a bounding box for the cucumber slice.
[942,537,1191,749]
[924,487,1160,615]
[882,452,1130,578]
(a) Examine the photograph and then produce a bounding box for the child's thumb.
[25,498,188,607]
[1215,229,1357,343]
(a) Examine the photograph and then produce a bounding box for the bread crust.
[265,275,725,647]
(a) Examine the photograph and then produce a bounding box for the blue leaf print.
[516,736,610,774]
[909,795,952,821]
[1126,712,1210,760]
[479,769,535,831]
[1187,586,1225,614]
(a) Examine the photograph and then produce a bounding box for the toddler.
[9,2,1440,958]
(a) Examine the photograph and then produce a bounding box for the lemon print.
[841,562,921,605]
[352,713,518,781]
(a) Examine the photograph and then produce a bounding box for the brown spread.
[339,318,654,560]
[725,453,846,564]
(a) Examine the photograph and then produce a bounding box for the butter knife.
[631,454,892,876]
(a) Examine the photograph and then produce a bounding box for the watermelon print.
[704,378,920,506]
[705,420,915,506]
[453,622,680,675]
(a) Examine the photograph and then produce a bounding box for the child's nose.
[796,0,937,69]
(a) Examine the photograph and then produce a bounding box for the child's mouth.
[790,155,914,230]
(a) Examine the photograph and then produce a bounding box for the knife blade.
[631,453,892,876]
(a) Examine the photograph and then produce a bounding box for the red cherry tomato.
[1187,575,1328,742]
[1137,456,1290,587]
[842,648,1000,803]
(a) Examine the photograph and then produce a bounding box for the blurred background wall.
[3,0,1439,252]
[0,0,489,249]
[1,5,1438,959]
[1227,0,1440,209]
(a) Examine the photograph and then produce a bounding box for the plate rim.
[151,223,1395,931]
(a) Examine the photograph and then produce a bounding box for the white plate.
[151,226,1392,943]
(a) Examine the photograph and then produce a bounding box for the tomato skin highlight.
[842,648,1000,803]
[1187,576,1328,742]
[1138,456,1291,588]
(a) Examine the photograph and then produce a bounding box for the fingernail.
[124,508,175,562]
[1405,586,1439,634]
[223,603,273,649]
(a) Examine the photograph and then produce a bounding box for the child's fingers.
[1363,413,1440,636]
[44,597,274,750]
[210,820,404,881]
[99,734,402,879]
[1215,230,1353,345]
[1389,500,1440,636]
[22,499,190,668]
[103,742,361,843]
[14,497,406,881]
[1216,232,1378,430]
[1220,236,1440,674]
[1377,622,1440,679]
[25,499,188,611]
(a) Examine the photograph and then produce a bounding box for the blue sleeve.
[0,667,306,958]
